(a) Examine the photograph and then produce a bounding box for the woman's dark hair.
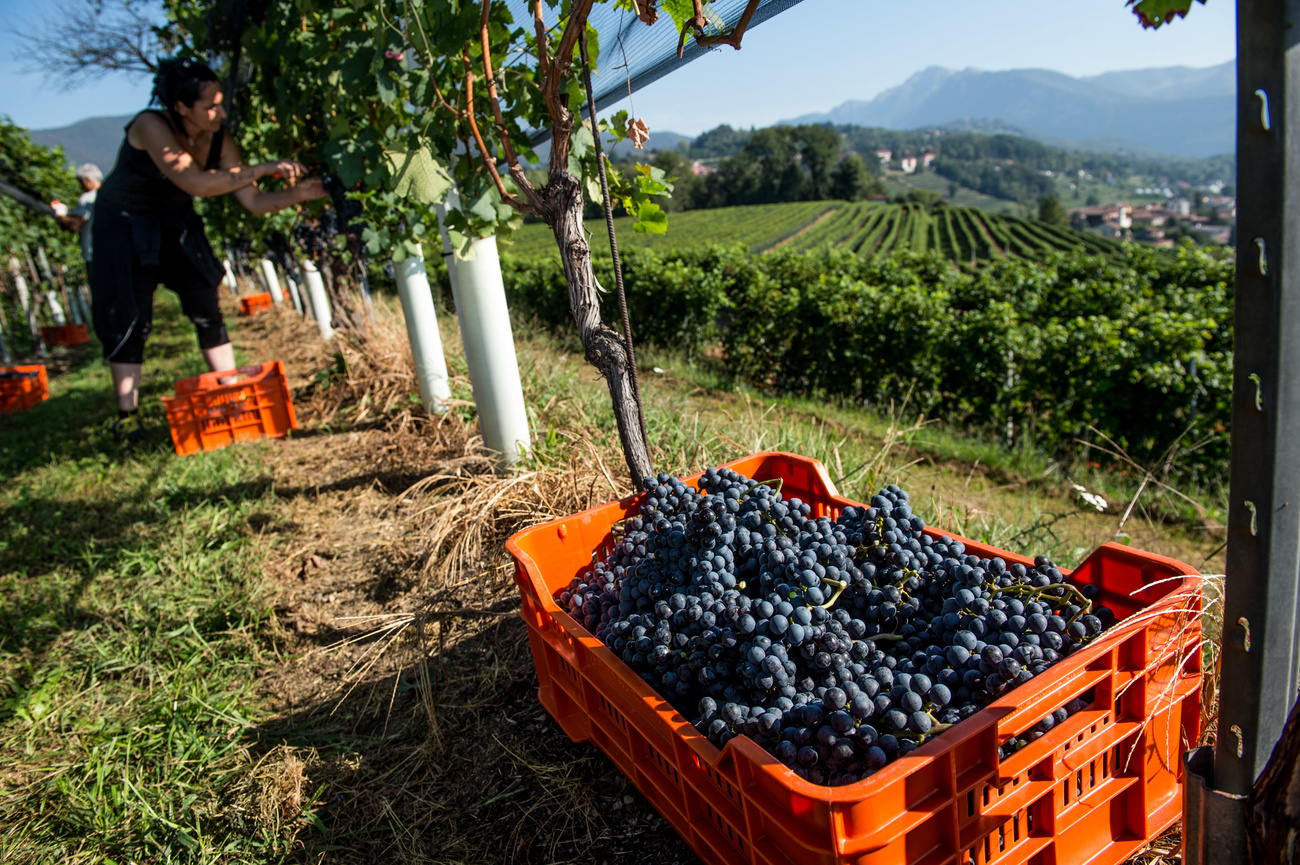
[152,57,219,130]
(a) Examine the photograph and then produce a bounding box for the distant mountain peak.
[29,114,134,172]
[785,61,1234,158]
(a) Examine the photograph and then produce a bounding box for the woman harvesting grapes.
[91,57,327,441]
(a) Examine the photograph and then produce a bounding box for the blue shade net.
[501,0,807,140]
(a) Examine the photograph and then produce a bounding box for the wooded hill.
[628,123,1235,213]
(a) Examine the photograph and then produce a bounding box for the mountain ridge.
[29,114,132,173]
[784,61,1234,158]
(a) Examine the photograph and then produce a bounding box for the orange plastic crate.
[161,360,297,456]
[238,292,274,316]
[41,324,90,346]
[0,365,49,414]
[506,452,1202,865]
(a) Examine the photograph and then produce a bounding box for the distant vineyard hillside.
[787,201,1122,260]
[504,201,838,258]
[504,200,1120,263]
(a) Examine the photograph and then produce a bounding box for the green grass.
[0,293,286,863]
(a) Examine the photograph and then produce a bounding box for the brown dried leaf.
[628,118,650,150]
[632,0,658,24]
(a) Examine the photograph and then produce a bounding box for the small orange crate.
[239,292,274,316]
[507,452,1202,865]
[41,324,90,346]
[0,365,49,414]
[161,360,297,456]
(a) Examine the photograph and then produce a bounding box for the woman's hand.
[294,177,328,202]
[257,159,308,184]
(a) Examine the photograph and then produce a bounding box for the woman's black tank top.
[98,110,225,214]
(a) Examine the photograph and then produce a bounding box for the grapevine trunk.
[543,173,654,485]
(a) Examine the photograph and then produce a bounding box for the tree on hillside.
[1037,194,1070,228]
[799,126,842,200]
[830,154,872,201]
[897,188,944,209]
[691,125,850,208]
[686,124,751,159]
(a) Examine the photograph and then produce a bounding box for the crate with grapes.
[508,452,1201,865]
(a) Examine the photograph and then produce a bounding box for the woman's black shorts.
[90,206,228,364]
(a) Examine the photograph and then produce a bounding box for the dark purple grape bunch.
[554,467,1118,786]
[322,173,365,239]
[292,219,329,261]
[229,237,253,271]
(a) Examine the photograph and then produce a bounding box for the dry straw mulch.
[225,301,697,864]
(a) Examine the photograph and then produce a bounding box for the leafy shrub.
[501,244,1234,483]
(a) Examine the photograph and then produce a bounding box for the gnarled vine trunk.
[1249,694,1300,861]
[541,173,653,485]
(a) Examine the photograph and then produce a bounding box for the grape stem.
[816,577,847,609]
[740,477,783,502]
[895,718,954,742]
[989,582,1093,614]
[869,632,908,642]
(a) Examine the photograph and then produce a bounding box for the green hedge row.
[499,244,1234,483]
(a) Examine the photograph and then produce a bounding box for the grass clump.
[0,294,286,863]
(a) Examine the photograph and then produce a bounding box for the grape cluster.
[556,467,1116,786]
[266,232,296,275]
[322,174,365,239]
[999,695,1090,760]
[292,217,333,261]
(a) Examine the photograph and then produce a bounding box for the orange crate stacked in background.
[238,292,274,316]
[0,365,49,414]
[41,324,90,346]
[507,452,1202,865]
[162,361,297,456]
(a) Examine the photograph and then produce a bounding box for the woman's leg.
[202,342,237,383]
[108,266,157,413]
[169,255,233,380]
[109,363,144,411]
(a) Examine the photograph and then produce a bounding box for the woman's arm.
[233,178,326,215]
[223,136,327,215]
[130,112,293,199]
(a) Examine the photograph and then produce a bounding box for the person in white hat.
[56,163,103,265]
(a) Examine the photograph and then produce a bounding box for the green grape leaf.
[334,146,365,188]
[1127,0,1205,28]
[376,69,398,105]
[631,200,667,234]
[635,163,673,197]
[606,109,631,142]
[568,121,595,178]
[660,0,696,29]
[468,187,501,223]
[446,228,475,259]
[384,147,454,204]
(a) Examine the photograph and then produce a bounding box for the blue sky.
[0,0,1236,134]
